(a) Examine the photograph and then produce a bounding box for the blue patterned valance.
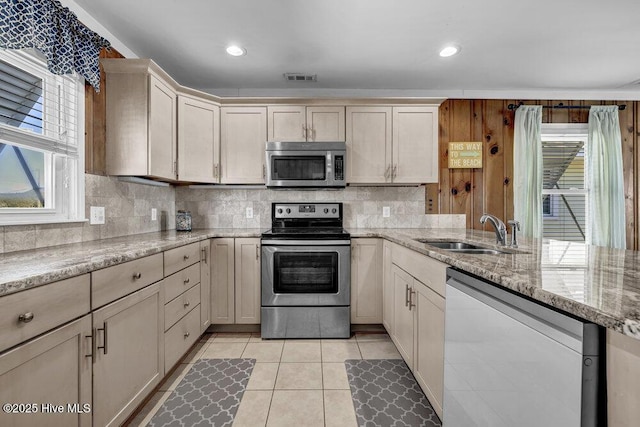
[0,0,110,91]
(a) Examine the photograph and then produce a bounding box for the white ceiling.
[73,0,640,98]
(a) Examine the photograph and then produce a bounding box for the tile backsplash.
[0,174,175,254]
[175,186,465,229]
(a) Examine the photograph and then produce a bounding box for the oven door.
[261,241,350,306]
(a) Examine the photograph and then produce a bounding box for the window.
[0,49,84,225]
[541,124,588,242]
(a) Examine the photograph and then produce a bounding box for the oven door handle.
[261,239,351,246]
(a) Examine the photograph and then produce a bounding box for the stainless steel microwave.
[265,141,346,188]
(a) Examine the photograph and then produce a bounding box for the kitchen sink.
[414,239,512,255]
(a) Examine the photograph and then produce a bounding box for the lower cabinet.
[382,240,394,332]
[351,238,383,324]
[200,240,211,332]
[0,315,92,427]
[391,264,415,366]
[211,237,261,324]
[92,283,164,427]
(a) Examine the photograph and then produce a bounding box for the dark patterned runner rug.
[345,359,441,427]
[148,358,255,427]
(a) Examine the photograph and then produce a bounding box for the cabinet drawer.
[165,284,201,331]
[164,305,200,372]
[391,243,447,297]
[164,263,201,302]
[164,242,201,276]
[0,274,90,353]
[92,253,163,309]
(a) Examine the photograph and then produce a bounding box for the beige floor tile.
[266,390,324,427]
[281,341,322,362]
[158,363,193,391]
[246,362,279,390]
[275,362,323,390]
[358,341,402,359]
[355,332,391,342]
[212,333,252,343]
[242,342,284,362]
[201,342,247,358]
[324,390,358,427]
[232,390,272,427]
[322,362,350,390]
[321,341,362,362]
[125,391,171,427]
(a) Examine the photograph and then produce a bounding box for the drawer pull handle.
[18,312,34,323]
[97,323,108,355]
[184,301,191,308]
[86,328,96,362]
[133,272,142,280]
[184,332,190,339]
[184,278,190,285]
[184,255,190,261]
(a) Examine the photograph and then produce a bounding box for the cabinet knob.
[18,312,34,323]
[184,278,190,285]
[133,272,142,280]
[184,301,191,308]
[184,332,190,339]
[184,255,190,261]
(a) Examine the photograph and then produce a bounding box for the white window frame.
[540,123,589,242]
[0,49,85,226]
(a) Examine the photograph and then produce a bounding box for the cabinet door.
[200,240,211,332]
[414,281,445,419]
[346,106,392,183]
[220,107,267,184]
[392,106,438,183]
[0,315,92,427]
[391,264,414,368]
[148,75,177,180]
[178,96,220,183]
[92,283,163,427]
[267,105,306,142]
[211,238,235,324]
[382,240,394,332]
[235,238,261,324]
[306,106,345,142]
[351,238,383,324]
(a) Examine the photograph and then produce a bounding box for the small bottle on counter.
[176,210,192,231]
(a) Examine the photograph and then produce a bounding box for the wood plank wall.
[432,99,638,250]
[85,47,124,175]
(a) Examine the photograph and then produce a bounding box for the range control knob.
[286,208,291,214]
[277,208,283,214]
[324,208,329,213]
[331,208,337,213]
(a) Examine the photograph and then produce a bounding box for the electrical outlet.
[90,206,105,225]
[151,208,157,221]
[382,206,391,218]
[246,207,254,219]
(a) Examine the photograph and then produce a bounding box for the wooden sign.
[448,142,482,168]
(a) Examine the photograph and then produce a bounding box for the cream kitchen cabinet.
[346,105,438,184]
[92,282,164,427]
[210,238,261,324]
[177,95,220,183]
[200,239,212,332]
[103,60,178,180]
[382,239,394,332]
[350,238,383,324]
[267,105,345,142]
[220,107,267,184]
[0,315,92,427]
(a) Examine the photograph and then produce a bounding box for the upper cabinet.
[268,106,345,142]
[346,106,439,184]
[177,95,220,183]
[103,61,177,180]
[220,107,267,184]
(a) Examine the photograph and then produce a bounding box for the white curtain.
[587,106,626,249]
[513,105,543,238]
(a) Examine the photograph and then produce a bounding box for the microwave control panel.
[334,155,344,181]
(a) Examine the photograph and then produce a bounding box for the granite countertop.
[2,227,639,341]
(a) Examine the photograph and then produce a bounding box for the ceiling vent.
[284,73,317,82]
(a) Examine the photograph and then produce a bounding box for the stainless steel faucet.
[507,220,521,248]
[480,213,507,245]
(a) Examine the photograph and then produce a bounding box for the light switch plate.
[382,206,391,218]
[246,207,254,219]
[151,208,157,221]
[90,206,105,225]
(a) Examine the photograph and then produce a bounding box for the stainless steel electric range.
[261,202,351,339]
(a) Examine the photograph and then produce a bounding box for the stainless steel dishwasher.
[444,268,605,427]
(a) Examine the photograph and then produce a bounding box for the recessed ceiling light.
[226,45,246,56]
[439,45,460,57]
